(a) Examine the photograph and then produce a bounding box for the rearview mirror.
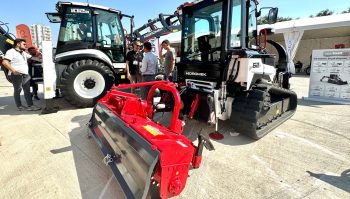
[46,12,61,23]
[268,8,278,24]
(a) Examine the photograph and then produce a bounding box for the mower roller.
[89,81,214,199]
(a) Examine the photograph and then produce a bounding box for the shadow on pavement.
[154,111,254,146]
[307,169,350,193]
[49,114,126,199]
[296,98,339,108]
[0,95,78,116]
[183,118,254,146]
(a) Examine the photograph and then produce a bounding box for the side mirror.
[268,8,278,24]
[46,12,61,23]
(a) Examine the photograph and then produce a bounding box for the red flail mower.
[89,81,214,199]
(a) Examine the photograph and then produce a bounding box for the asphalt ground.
[0,72,349,199]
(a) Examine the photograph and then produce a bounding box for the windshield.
[230,0,242,48]
[96,10,125,62]
[182,2,222,62]
[58,7,93,43]
[248,1,257,49]
[96,10,124,47]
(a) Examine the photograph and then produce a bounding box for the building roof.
[161,13,350,44]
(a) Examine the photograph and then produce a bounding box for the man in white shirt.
[140,41,158,99]
[1,39,41,111]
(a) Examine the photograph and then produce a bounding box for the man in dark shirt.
[77,23,92,41]
[126,40,143,93]
[295,60,303,73]
[27,47,41,100]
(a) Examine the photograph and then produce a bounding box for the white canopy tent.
[259,13,350,73]
[160,13,350,73]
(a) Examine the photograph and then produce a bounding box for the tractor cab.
[47,2,127,63]
[177,0,278,84]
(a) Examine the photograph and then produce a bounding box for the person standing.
[140,41,158,99]
[27,47,41,100]
[159,39,176,81]
[77,23,92,41]
[1,39,41,111]
[126,40,143,93]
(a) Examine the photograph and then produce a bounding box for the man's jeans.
[141,74,155,100]
[10,74,33,107]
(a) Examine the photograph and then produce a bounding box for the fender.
[267,40,288,71]
[55,49,113,68]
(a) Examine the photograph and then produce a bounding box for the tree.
[257,16,292,25]
[341,8,350,14]
[257,16,269,25]
[277,16,293,22]
[315,9,334,17]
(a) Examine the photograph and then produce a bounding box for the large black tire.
[60,59,114,108]
[305,66,311,75]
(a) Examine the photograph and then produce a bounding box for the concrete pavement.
[0,73,349,199]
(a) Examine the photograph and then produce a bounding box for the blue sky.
[1,0,349,45]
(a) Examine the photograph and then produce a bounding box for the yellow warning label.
[144,125,163,136]
[121,75,126,79]
[6,39,14,45]
[45,87,52,92]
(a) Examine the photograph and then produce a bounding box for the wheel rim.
[73,70,105,99]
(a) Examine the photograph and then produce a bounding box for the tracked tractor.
[88,0,298,198]
[46,2,134,107]
[320,74,348,85]
[88,0,297,199]
[175,0,297,139]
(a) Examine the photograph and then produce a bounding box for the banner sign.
[307,48,350,104]
[16,24,33,47]
[283,30,304,74]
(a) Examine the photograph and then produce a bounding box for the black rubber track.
[60,59,114,108]
[229,86,297,140]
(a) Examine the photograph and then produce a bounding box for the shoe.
[17,106,27,111]
[26,105,41,111]
[34,95,40,100]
